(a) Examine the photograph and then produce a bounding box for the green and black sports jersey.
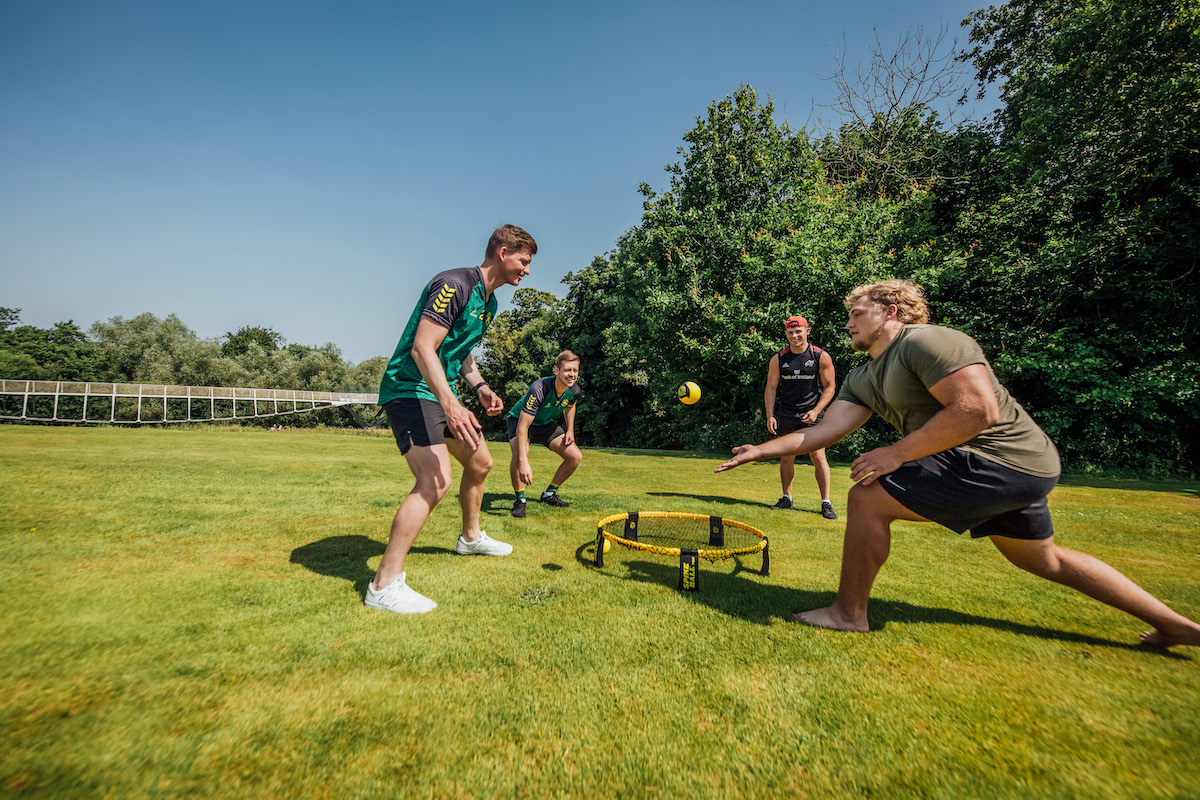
[378,267,496,405]
[837,324,1060,478]
[507,376,581,427]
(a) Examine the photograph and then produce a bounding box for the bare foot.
[1139,623,1200,649]
[792,606,869,633]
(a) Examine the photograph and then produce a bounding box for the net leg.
[679,550,699,591]
[761,538,770,576]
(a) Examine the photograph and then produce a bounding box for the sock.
[822,498,831,504]
[516,490,526,502]
[543,482,560,497]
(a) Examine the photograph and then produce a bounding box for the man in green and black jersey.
[719,279,1200,649]
[507,350,583,517]
[764,315,838,518]
[365,224,536,615]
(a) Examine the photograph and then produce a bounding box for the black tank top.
[775,345,825,418]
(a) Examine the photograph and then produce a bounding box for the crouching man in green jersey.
[508,350,583,518]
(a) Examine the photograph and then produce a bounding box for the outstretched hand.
[715,444,761,473]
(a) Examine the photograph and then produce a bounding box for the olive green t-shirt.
[837,325,1060,477]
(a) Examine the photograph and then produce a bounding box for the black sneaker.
[539,493,570,508]
[769,496,793,510]
[511,499,527,518]
[821,501,837,520]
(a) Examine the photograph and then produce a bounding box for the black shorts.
[775,409,824,436]
[384,398,459,455]
[876,447,1059,540]
[506,415,566,447]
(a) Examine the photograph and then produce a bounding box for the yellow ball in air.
[678,381,701,405]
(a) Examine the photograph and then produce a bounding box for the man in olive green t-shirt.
[717,279,1200,650]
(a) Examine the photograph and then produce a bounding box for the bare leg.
[446,437,492,542]
[373,444,454,589]
[508,438,523,493]
[809,447,831,501]
[546,437,582,489]
[780,454,795,497]
[794,480,928,632]
[990,536,1200,649]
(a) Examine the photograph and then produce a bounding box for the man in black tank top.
[764,315,838,518]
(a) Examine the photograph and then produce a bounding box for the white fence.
[0,380,379,424]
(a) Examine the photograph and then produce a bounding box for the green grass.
[1,425,1198,799]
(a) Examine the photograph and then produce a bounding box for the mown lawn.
[1,425,1197,799]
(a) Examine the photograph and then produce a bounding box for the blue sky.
[1,0,994,365]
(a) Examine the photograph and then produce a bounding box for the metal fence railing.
[0,380,379,424]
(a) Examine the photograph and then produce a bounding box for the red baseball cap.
[784,315,809,329]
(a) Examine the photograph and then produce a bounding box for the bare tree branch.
[812,23,975,193]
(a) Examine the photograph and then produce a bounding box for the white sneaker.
[455,530,513,556]
[363,573,436,614]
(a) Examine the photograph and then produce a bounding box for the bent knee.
[847,479,921,522]
[846,480,875,505]
[465,449,493,476]
[414,473,454,502]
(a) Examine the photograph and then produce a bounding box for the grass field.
[2,425,1198,799]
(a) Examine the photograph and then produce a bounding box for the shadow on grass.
[646,491,838,519]
[574,541,1189,659]
[290,535,455,594]
[645,491,762,509]
[482,492,518,515]
[365,493,527,516]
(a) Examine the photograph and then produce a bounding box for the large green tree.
[0,308,105,382]
[557,256,648,447]
[551,86,943,452]
[90,313,249,387]
[221,326,285,359]
[949,0,1200,473]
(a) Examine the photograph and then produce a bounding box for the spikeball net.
[594,511,769,591]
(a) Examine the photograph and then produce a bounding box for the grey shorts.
[506,415,566,447]
[876,447,1059,540]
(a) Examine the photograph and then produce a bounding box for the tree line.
[3,0,1196,475]
[472,0,1200,477]
[0,309,388,427]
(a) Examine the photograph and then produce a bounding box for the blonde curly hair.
[844,279,930,324]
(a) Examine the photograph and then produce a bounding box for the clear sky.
[1,0,993,365]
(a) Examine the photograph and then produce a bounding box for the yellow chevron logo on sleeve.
[432,284,456,314]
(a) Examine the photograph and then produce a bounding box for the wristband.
[472,382,489,394]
